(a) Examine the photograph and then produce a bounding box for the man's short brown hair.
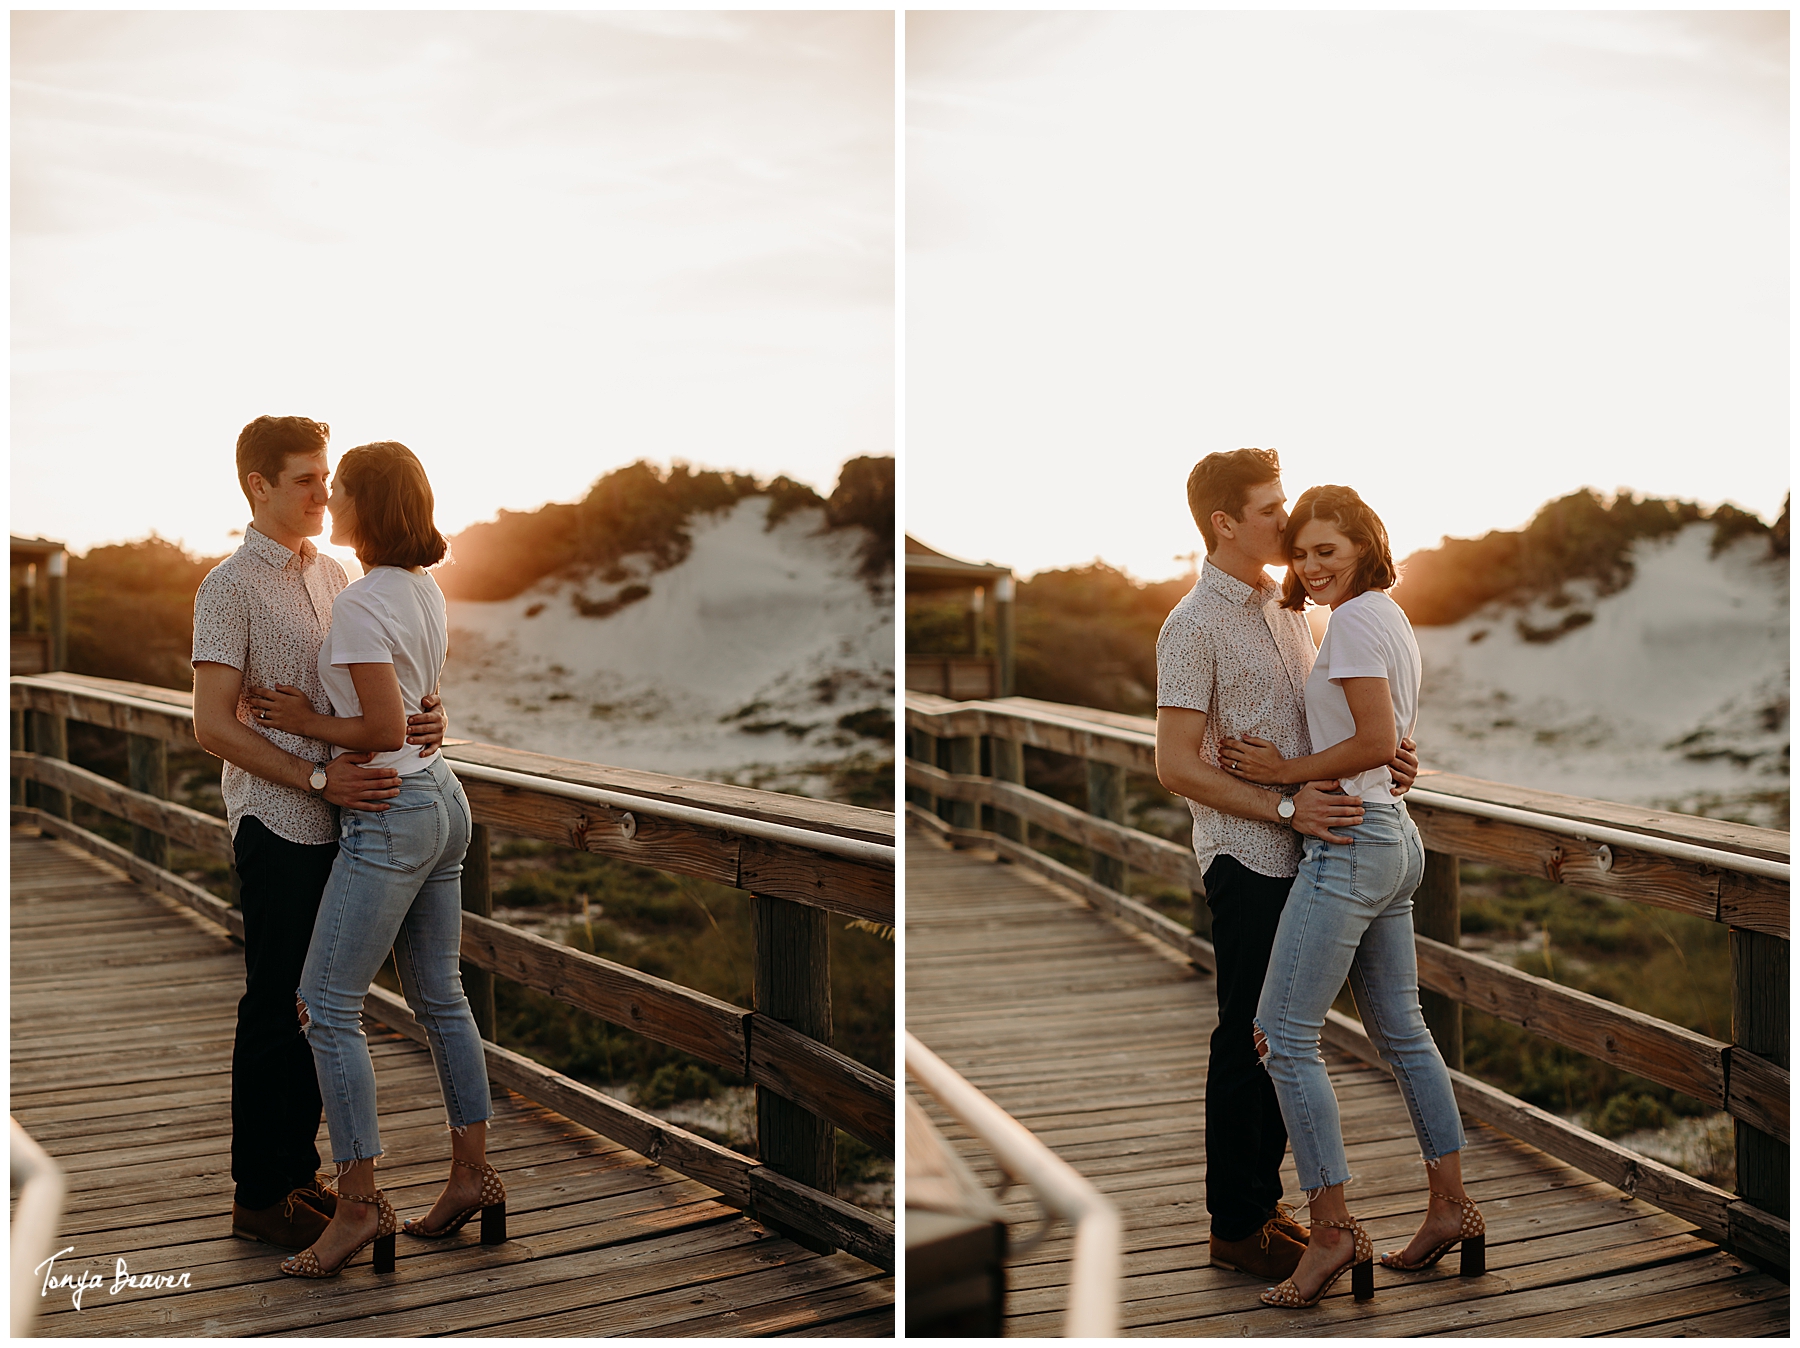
[236,415,330,508]
[335,441,448,570]
[1186,448,1281,552]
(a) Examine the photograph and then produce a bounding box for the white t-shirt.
[317,566,448,775]
[1303,589,1420,803]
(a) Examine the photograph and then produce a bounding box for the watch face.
[310,767,329,791]
[1278,796,1295,819]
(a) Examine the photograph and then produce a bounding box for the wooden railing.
[11,672,895,1271]
[905,690,1789,1274]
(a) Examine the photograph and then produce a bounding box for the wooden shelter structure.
[904,537,1014,701]
[10,536,67,677]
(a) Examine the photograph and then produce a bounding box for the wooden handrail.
[906,691,1789,1270]
[1408,787,1789,881]
[907,692,1785,922]
[906,1033,1120,1337]
[12,675,894,920]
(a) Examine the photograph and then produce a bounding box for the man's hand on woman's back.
[1388,736,1419,795]
[1291,781,1363,844]
[323,753,402,811]
[407,689,448,750]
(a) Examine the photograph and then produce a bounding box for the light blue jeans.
[1254,800,1464,1194]
[298,754,491,1163]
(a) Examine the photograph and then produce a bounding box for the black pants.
[1204,851,1295,1242]
[231,815,338,1210]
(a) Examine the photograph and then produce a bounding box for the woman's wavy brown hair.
[1278,484,1397,611]
[335,441,448,570]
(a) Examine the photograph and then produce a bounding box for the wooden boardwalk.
[906,822,1788,1337]
[12,827,893,1338]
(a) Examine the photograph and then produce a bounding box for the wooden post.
[46,548,67,674]
[10,708,24,808]
[1085,760,1126,892]
[913,729,941,818]
[126,733,168,868]
[1415,850,1463,1070]
[753,892,835,1251]
[990,735,1024,843]
[28,710,68,820]
[1732,928,1788,1218]
[947,735,979,831]
[995,574,1015,697]
[461,822,495,1041]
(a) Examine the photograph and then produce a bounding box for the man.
[191,415,448,1249]
[1154,447,1416,1283]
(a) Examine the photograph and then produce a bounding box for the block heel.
[1379,1189,1486,1276]
[402,1158,508,1243]
[1352,1256,1374,1301]
[373,1233,396,1275]
[1460,1233,1485,1278]
[481,1202,506,1246]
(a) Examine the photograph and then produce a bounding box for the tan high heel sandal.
[1379,1189,1485,1276]
[1260,1215,1374,1307]
[401,1157,507,1244]
[278,1187,397,1277]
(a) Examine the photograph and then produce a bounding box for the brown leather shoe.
[1268,1203,1309,1247]
[1210,1215,1306,1282]
[231,1192,331,1249]
[291,1176,339,1219]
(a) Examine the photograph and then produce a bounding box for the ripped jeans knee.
[296,991,312,1034]
[1252,1021,1270,1064]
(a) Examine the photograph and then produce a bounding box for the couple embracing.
[1155,448,1486,1310]
[192,415,505,1279]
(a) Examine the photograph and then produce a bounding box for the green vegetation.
[1449,865,1736,1185]
[38,536,224,690]
[908,561,1188,715]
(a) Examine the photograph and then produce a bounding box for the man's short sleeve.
[328,588,395,666]
[1324,599,1390,683]
[1155,605,1215,712]
[192,569,249,671]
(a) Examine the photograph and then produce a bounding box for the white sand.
[1409,522,1788,824]
[439,497,893,782]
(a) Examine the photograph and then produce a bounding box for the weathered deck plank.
[905,822,1787,1336]
[12,828,892,1337]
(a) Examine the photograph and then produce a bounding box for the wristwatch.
[1276,794,1297,821]
[308,762,329,796]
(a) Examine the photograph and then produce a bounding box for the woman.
[1220,485,1483,1309]
[250,441,505,1279]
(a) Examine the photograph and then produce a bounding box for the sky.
[13,11,893,562]
[907,11,1788,581]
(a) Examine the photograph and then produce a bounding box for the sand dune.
[440,496,892,786]
[1411,522,1787,826]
